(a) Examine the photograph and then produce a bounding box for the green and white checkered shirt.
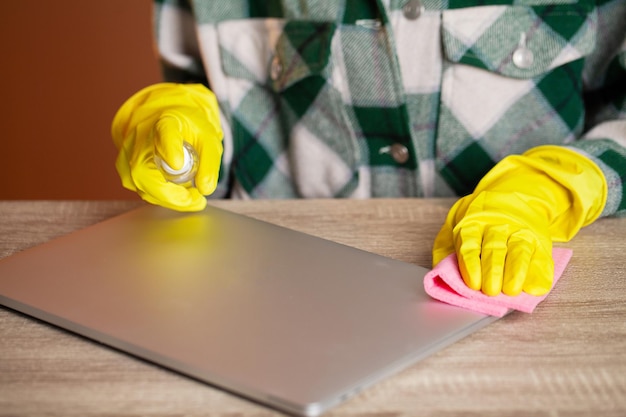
[154,0,626,217]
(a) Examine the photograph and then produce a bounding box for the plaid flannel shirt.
[154,0,626,217]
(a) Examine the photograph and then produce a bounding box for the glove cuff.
[470,145,608,242]
[523,145,607,230]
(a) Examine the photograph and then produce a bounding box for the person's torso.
[188,0,598,199]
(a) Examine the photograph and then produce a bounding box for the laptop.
[0,204,499,416]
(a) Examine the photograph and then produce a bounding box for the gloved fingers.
[194,134,223,196]
[114,147,138,192]
[480,224,511,296]
[432,198,469,267]
[131,163,207,212]
[454,223,483,292]
[154,113,186,171]
[432,222,455,267]
[115,128,154,193]
[501,230,535,296]
[522,247,554,296]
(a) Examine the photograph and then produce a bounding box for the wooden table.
[1,199,625,416]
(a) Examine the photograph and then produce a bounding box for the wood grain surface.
[1,199,625,417]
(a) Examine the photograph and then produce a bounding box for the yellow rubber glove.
[432,146,607,296]
[111,83,223,211]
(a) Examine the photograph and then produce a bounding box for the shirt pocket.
[441,2,596,79]
[216,19,360,198]
[436,1,597,196]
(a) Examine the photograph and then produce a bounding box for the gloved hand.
[111,83,223,211]
[432,146,606,296]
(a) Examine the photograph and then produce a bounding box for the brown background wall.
[0,0,162,200]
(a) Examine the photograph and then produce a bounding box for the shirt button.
[512,33,534,69]
[403,0,424,20]
[512,46,534,69]
[270,55,283,80]
[390,144,409,164]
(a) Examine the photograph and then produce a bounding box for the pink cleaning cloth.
[424,248,573,317]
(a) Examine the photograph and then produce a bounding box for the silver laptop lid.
[0,205,498,416]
